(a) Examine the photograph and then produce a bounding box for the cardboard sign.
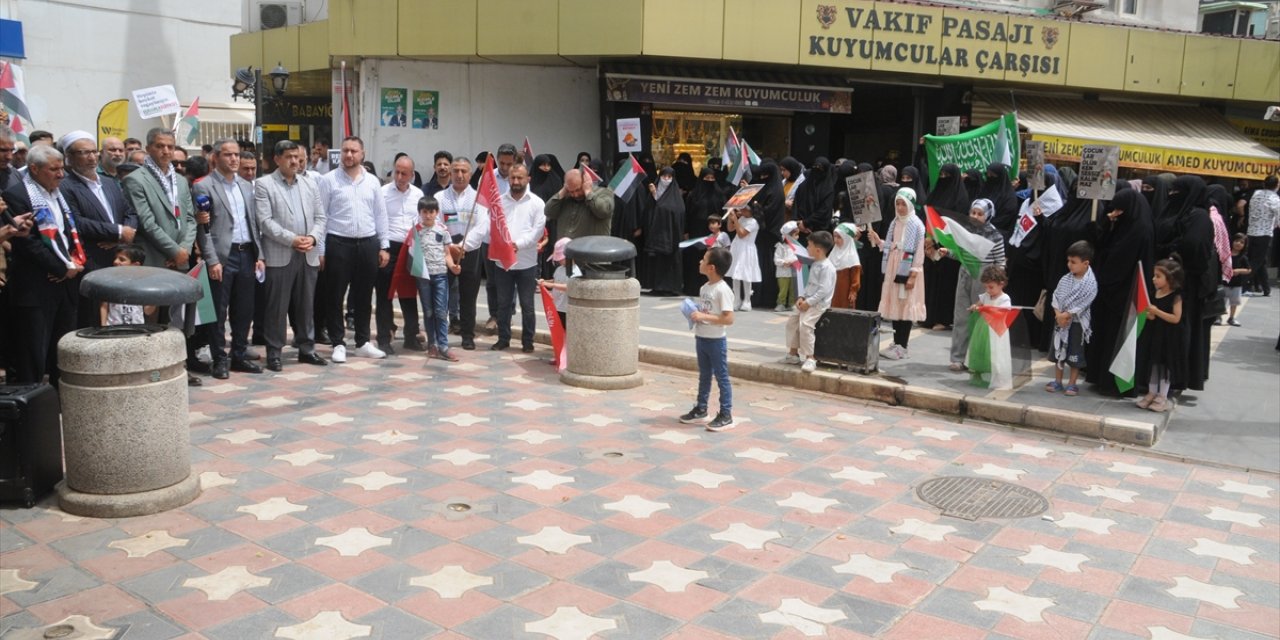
[1025,140,1046,191]
[132,84,180,120]
[617,117,642,153]
[1077,144,1120,200]
[723,183,763,211]
[845,172,882,225]
[936,116,961,136]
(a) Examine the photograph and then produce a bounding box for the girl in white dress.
[725,202,762,311]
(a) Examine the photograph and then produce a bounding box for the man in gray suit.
[255,140,327,372]
[194,138,264,379]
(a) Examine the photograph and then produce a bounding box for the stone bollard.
[560,236,644,390]
[56,267,203,518]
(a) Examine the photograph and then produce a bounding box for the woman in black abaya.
[672,153,697,195]
[643,167,685,295]
[1161,176,1219,391]
[979,163,1021,237]
[923,163,970,329]
[531,154,565,278]
[857,166,899,311]
[681,168,728,295]
[750,160,786,308]
[793,157,836,235]
[1085,183,1155,395]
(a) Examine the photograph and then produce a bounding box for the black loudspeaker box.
[814,308,881,374]
[0,384,64,507]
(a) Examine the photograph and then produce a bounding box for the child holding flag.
[1137,259,1185,412]
[725,203,761,311]
[773,221,800,311]
[868,188,927,361]
[933,199,1006,372]
[681,246,736,432]
[410,197,461,361]
[966,265,1014,390]
[780,230,836,373]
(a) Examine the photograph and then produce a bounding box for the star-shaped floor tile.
[510,429,561,445]
[1205,506,1265,528]
[362,430,418,445]
[830,412,873,425]
[16,616,115,640]
[444,385,487,397]
[777,492,839,514]
[237,497,308,521]
[1053,512,1116,535]
[973,463,1025,481]
[507,398,553,410]
[409,565,494,598]
[877,446,926,461]
[974,586,1055,622]
[0,569,37,595]
[574,414,619,427]
[710,523,781,550]
[750,399,793,411]
[602,495,671,519]
[199,471,237,490]
[183,565,272,601]
[735,447,789,464]
[216,429,271,445]
[431,448,492,466]
[343,471,408,491]
[758,598,848,637]
[1107,461,1156,477]
[914,427,957,441]
[503,374,535,384]
[512,470,575,490]
[832,553,909,583]
[1083,485,1138,503]
[831,465,887,486]
[1218,479,1273,499]
[1147,626,1214,640]
[650,430,700,444]
[274,370,318,381]
[1018,545,1089,573]
[378,398,427,411]
[674,468,734,489]
[564,387,603,396]
[249,396,296,408]
[630,399,674,411]
[439,412,488,426]
[890,518,956,542]
[338,360,380,371]
[273,448,335,467]
[517,526,592,554]
[108,530,189,558]
[449,362,486,372]
[303,412,353,426]
[628,560,709,593]
[785,428,834,443]
[275,611,371,640]
[322,383,367,395]
[524,606,616,640]
[1007,443,1052,458]
[1166,576,1242,609]
[387,371,431,382]
[203,383,247,394]
[188,411,212,424]
[315,527,392,557]
[1188,538,1256,565]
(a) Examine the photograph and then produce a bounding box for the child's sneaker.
[1149,396,1170,413]
[775,304,787,312]
[801,358,817,373]
[779,354,802,365]
[679,406,710,424]
[948,362,966,372]
[1228,318,1242,327]
[879,344,907,360]
[740,302,752,312]
[706,412,735,432]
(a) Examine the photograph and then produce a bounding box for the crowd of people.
[1,122,1276,414]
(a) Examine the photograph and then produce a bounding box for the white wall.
[2,0,240,138]
[357,59,600,176]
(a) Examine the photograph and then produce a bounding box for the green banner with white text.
[924,113,1019,189]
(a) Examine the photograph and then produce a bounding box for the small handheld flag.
[477,154,518,269]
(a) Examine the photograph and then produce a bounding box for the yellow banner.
[96,99,129,143]
[1227,117,1280,150]
[1031,133,1280,181]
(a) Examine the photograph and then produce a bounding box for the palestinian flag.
[1109,263,1149,393]
[742,137,761,166]
[607,153,646,203]
[785,237,808,291]
[727,131,750,186]
[0,62,33,129]
[539,283,567,371]
[187,261,217,326]
[926,205,996,279]
[967,305,1020,390]
[175,98,200,145]
[522,137,535,167]
[581,163,602,185]
[720,127,739,168]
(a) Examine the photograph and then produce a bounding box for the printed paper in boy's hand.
[681,298,699,330]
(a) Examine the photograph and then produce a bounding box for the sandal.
[1064,385,1079,397]
[1044,381,1064,393]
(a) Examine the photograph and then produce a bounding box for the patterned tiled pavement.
[2,345,1278,640]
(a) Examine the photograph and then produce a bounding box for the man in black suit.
[1,145,85,385]
[58,130,138,328]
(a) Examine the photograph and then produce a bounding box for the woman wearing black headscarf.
[612,156,652,282]
[643,167,686,296]
[793,157,836,235]
[898,166,927,204]
[922,163,970,329]
[964,169,983,203]
[979,163,1020,236]
[1085,183,1154,395]
[750,160,786,308]
[858,166,900,311]
[531,154,564,277]
[781,157,806,219]
[574,152,592,170]
[681,167,729,295]
[1161,175,1218,391]
[672,153,697,194]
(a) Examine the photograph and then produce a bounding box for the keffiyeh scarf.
[1051,268,1097,362]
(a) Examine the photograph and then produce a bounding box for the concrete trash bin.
[560,236,643,390]
[57,266,203,517]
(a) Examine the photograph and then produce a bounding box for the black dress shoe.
[211,361,230,380]
[266,357,283,372]
[461,339,476,351]
[378,342,396,356]
[187,360,212,375]
[403,339,426,352]
[187,375,203,386]
[522,344,535,353]
[315,330,330,344]
[490,341,510,351]
[231,359,263,374]
[298,352,328,366]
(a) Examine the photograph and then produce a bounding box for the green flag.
[924,113,1019,189]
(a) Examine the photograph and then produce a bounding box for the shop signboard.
[1033,133,1280,181]
[1077,144,1120,201]
[1025,140,1046,191]
[845,172,882,225]
[605,74,851,114]
[262,97,332,126]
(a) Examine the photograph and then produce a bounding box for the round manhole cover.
[916,476,1048,521]
[447,503,471,512]
[44,625,76,639]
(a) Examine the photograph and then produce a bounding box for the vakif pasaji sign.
[805,1,1067,83]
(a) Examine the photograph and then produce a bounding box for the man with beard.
[98,137,127,179]
[545,168,613,241]
[423,150,453,197]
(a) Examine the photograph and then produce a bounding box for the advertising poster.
[845,172,882,225]
[380,88,408,127]
[617,117,642,153]
[412,90,439,130]
[1077,145,1120,200]
[1025,141,1046,191]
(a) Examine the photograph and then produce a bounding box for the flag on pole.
[926,206,996,278]
[187,261,217,326]
[727,137,750,186]
[522,137,535,167]
[175,98,200,145]
[581,163,602,185]
[721,126,740,169]
[340,61,353,138]
[784,237,807,291]
[994,114,1013,167]
[742,138,761,166]
[1109,263,1150,393]
[477,154,518,269]
[0,62,33,135]
[607,153,646,203]
[966,305,1020,389]
[540,283,567,371]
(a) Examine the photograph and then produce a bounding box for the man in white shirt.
[376,154,425,353]
[1246,175,1279,296]
[438,157,481,350]
[317,136,390,362]
[310,139,332,175]
[461,164,545,352]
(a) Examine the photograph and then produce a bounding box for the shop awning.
[975,94,1280,180]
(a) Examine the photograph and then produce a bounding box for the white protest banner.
[132,84,181,120]
[936,116,961,136]
[1077,144,1120,201]
[845,172,882,225]
[617,117,642,153]
[1025,141,1046,191]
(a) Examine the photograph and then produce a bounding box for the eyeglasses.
[69,149,100,157]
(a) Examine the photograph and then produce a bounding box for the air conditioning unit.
[253,1,303,31]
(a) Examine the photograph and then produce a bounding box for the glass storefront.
[650,110,790,171]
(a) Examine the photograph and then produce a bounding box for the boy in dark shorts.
[1047,240,1097,397]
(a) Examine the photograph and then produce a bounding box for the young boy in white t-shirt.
[681,246,736,432]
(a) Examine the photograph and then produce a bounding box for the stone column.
[560,277,644,390]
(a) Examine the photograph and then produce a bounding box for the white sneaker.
[740,302,752,312]
[331,344,347,363]
[775,305,787,312]
[354,342,387,359]
[879,344,907,360]
[801,358,817,373]
[779,354,802,365]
